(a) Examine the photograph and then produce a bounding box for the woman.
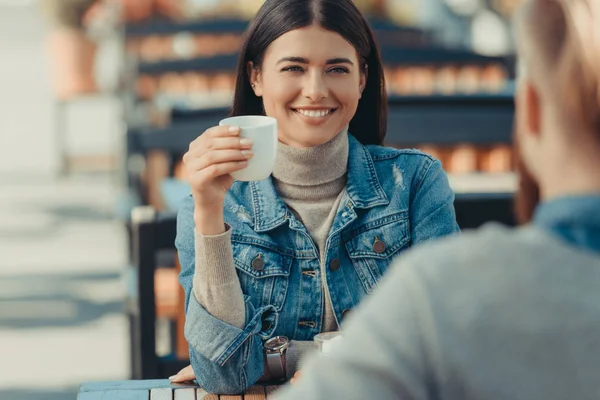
[171,0,459,394]
[272,0,600,399]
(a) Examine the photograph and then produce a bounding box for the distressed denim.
[175,134,460,394]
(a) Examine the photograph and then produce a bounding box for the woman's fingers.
[184,136,253,164]
[193,136,253,153]
[188,160,248,187]
[169,365,196,383]
[189,125,241,150]
[186,149,252,173]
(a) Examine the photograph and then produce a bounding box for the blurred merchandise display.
[414,144,513,174]
[109,0,518,213]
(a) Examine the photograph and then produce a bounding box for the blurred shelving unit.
[116,6,517,216]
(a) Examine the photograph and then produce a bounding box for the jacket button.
[329,258,341,272]
[373,238,386,254]
[342,309,351,320]
[251,255,265,271]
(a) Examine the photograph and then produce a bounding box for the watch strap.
[266,350,286,379]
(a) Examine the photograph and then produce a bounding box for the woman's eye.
[282,66,304,72]
[328,67,349,74]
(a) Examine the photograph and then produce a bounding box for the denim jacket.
[175,134,460,394]
[533,194,600,253]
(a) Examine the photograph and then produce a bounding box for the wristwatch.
[264,336,290,380]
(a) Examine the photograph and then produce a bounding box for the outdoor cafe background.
[0,0,521,399]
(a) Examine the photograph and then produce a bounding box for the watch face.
[266,336,289,351]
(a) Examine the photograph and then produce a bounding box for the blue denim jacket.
[175,134,460,394]
[533,194,600,253]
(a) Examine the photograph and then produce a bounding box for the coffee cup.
[219,115,278,181]
[314,331,343,355]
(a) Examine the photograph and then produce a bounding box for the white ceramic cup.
[314,331,343,355]
[219,115,278,181]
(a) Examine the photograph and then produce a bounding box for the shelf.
[136,46,510,75]
[125,17,429,37]
[138,54,238,74]
[449,173,515,194]
[380,46,507,66]
[125,18,249,36]
[127,93,514,155]
[386,93,514,145]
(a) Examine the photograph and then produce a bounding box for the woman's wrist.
[194,206,226,236]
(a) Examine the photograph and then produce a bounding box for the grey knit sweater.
[274,195,600,400]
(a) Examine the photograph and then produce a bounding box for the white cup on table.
[314,331,343,356]
[219,115,278,182]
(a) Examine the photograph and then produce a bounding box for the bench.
[78,380,282,399]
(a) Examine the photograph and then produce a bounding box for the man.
[274,0,600,399]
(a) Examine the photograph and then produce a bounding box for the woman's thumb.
[169,365,195,382]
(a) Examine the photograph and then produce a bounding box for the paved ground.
[0,2,130,399]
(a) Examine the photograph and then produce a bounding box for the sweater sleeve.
[193,227,245,328]
[286,340,318,379]
[272,255,433,400]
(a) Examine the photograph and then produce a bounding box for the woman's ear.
[247,61,263,97]
[359,64,368,98]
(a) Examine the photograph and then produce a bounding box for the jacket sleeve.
[410,158,460,244]
[175,195,278,394]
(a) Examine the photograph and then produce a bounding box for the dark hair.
[230,0,387,145]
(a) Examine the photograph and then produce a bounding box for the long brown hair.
[229,0,388,145]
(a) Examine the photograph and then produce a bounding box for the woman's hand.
[183,125,253,233]
[169,365,196,383]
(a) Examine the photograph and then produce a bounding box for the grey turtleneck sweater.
[192,129,349,377]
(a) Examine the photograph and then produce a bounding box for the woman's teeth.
[295,109,332,118]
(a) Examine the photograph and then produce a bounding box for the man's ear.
[247,61,263,97]
[524,80,541,139]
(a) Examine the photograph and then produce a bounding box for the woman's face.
[250,24,367,148]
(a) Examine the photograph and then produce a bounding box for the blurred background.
[0,0,521,398]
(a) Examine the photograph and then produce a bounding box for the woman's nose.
[302,71,328,101]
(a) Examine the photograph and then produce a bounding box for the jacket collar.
[250,134,388,233]
[534,194,600,229]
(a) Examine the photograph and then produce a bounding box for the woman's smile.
[291,107,338,125]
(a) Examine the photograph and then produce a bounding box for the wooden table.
[78,379,282,399]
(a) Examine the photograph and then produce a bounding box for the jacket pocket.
[231,241,293,312]
[344,211,410,293]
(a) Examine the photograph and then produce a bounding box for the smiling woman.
[248,26,366,147]
[173,0,460,394]
[232,0,387,147]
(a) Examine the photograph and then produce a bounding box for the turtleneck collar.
[272,127,349,187]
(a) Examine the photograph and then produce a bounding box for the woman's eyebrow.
[326,58,353,65]
[276,57,354,65]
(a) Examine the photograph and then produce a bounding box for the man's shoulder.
[397,223,523,278]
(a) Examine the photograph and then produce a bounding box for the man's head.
[513,0,600,223]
